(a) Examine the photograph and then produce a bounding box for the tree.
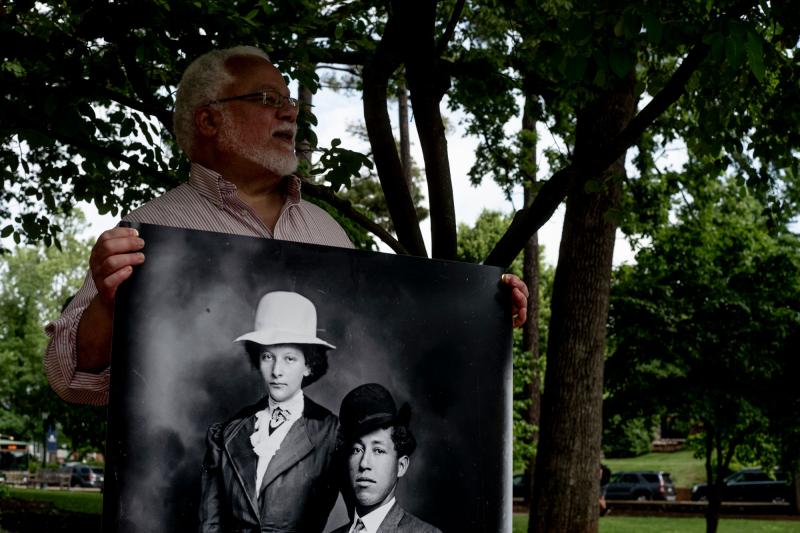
[607,178,800,533]
[0,214,106,458]
[3,2,800,530]
[449,4,800,530]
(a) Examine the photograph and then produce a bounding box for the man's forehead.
[224,54,274,74]
[356,427,394,446]
[224,55,287,88]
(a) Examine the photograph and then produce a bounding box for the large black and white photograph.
[105,223,512,533]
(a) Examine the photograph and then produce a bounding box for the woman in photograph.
[199,291,339,533]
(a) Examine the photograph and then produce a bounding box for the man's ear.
[195,105,220,138]
[397,455,409,479]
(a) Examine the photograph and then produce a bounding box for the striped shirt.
[44,163,353,405]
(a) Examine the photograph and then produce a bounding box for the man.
[599,462,611,516]
[44,45,354,405]
[44,46,529,406]
[332,383,442,533]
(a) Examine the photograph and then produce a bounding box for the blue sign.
[46,427,57,453]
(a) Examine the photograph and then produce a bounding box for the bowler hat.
[234,291,335,349]
[339,383,411,439]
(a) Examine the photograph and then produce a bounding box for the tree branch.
[10,107,176,188]
[485,41,710,268]
[316,64,361,76]
[435,0,466,57]
[301,181,408,254]
[117,41,176,134]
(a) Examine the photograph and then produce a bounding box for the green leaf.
[745,31,765,82]
[613,17,625,38]
[326,166,351,191]
[609,49,635,78]
[642,13,662,44]
[705,31,725,62]
[78,102,96,120]
[564,55,588,83]
[330,138,342,148]
[120,118,135,138]
[725,36,745,68]
[1,225,13,238]
[335,23,344,40]
[622,12,641,39]
[568,17,592,44]
[725,23,747,69]
[134,114,154,145]
[44,190,56,211]
[1,60,26,78]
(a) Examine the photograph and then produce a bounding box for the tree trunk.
[397,78,412,189]
[523,190,541,508]
[362,11,427,257]
[521,95,541,507]
[703,430,721,533]
[398,0,457,260]
[296,83,314,174]
[530,77,635,533]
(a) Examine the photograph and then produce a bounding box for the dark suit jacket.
[199,395,339,533]
[329,502,442,533]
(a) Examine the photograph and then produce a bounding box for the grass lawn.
[5,487,103,515]
[604,449,708,487]
[513,515,800,533]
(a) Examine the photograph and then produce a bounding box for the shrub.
[603,415,654,458]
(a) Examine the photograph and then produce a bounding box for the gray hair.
[173,46,271,157]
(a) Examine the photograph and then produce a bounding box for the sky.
[76,83,638,268]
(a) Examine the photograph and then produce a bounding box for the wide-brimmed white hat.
[234,291,335,349]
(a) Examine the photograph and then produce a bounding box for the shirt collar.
[188,162,302,208]
[268,390,304,420]
[353,497,396,533]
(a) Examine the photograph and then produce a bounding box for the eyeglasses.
[206,89,299,109]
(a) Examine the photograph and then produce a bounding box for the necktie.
[269,407,287,435]
[353,519,366,533]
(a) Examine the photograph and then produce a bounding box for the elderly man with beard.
[44,46,530,407]
[44,46,353,406]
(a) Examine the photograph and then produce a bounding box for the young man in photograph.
[332,383,442,533]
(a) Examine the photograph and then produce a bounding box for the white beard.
[218,113,298,176]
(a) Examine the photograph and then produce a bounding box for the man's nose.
[277,101,298,123]
[358,452,372,470]
[271,360,283,377]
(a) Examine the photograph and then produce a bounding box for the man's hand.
[501,273,529,328]
[90,227,145,305]
[75,226,145,373]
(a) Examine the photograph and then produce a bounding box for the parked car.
[604,471,677,501]
[691,468,790,503]
[69,464,104,490]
